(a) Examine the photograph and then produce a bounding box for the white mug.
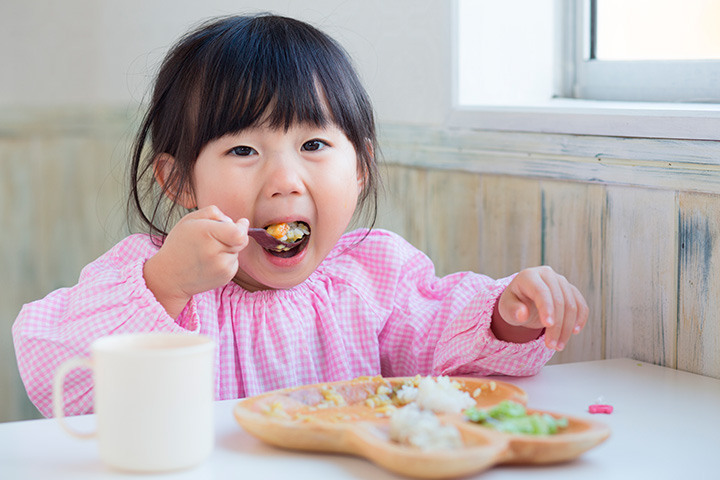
[53,332,215,473]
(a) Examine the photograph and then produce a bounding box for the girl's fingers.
[516,270,555,328]
[191,205,231,222]
[501,295,530,325]
[514,303,529,324]
[189,207,248,250]
[555,279,578,350]
[573,286,589,335]
[210,219,247,250]
[536,269,564,349]
[511,267,589,352]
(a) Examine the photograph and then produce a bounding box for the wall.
[0,0,451,123]
[3,1,719,423]
[375,124,720,376]
[0,109,131,421]
[1,0,452,422]
[5,110,719,424]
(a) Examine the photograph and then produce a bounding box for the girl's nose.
[265,156,306,198]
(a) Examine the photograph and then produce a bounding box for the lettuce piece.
[464,400,568,435]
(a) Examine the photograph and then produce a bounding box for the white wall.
[1,0,452,126]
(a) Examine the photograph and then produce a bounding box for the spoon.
[247,228,299,250]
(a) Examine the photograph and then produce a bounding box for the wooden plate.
[233,376,610,478]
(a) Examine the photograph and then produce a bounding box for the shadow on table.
[216,430,408,479]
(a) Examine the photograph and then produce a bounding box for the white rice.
[399,376,475,414]
[389,404,463,451]
[395,384,419,404]
[388,376,475,450]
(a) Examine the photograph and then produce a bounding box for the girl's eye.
[301,139,328,152]
[229,145,257,157]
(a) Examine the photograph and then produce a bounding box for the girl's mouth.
[265,234,310,258]
[262,221,311,258]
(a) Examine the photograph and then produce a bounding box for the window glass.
[594,0,720,61]
[455,0,720,105]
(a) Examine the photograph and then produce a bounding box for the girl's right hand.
[143,206,249,318]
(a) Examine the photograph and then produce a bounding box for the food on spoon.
[465,400,569,435]
[265,221,310,243]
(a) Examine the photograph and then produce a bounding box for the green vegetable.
[464,400,568,435]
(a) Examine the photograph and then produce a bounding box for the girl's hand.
[492,266,589,351]
[144,206,249,318]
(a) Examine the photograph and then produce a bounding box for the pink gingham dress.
[13,229,554,417]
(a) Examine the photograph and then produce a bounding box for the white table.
[1,358,718,479]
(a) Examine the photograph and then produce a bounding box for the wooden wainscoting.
[2,111,719,423]
[0,108,133,422]
[376,124,720,379]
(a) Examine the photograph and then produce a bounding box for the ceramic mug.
[53,332,215,472]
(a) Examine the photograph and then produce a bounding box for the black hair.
[128,14,380,240]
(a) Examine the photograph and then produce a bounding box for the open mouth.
[263,221,311,258]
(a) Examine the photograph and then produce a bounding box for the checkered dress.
[13,229,553,417]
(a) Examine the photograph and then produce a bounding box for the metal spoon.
[247,228,300,250]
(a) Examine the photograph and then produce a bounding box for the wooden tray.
[233,376,610,478]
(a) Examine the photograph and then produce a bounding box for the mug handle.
[52,357,96,439]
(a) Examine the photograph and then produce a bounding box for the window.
[452,0,720,140]
[570,0,720,102]
[455,0,555,107]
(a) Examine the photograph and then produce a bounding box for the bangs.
[163,15,372,157]
[202,31,332,134]
[133,14,379,239]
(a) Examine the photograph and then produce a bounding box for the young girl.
[13,14,588,418]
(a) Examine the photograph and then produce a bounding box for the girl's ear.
[153,154,196,209]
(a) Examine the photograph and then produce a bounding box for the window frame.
[449,0,720,141]
[571,0,720,103]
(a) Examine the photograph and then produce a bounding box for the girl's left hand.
[493,266,589,351]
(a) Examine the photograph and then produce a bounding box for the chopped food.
[265,222,309,242]
[316,386,347,408]
[260,401,292,420]
[465,400,568,435]
[256,376,558,451]
[472,381,497,398]
[389,404,463,451]
[364,385,394,410]
[387,376,476,450]
[588,404,613,414]
[395,375,475,414]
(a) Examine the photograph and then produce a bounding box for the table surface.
[2,358,719,479]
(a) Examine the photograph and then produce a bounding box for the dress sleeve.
[431,274,555,377]
[11,236,200,417]
[376,237,554,378]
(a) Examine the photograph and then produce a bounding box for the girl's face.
[191,122,362,291]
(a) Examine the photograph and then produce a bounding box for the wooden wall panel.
[678,192,720,378]
[541,181,605,365]
[5,114,720,424]
[424,169,482,277]
[0,138,38,422]
[1,119,129,422]
[478,175,542,280]
[374,164,428,253]
[603,186,678,367]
